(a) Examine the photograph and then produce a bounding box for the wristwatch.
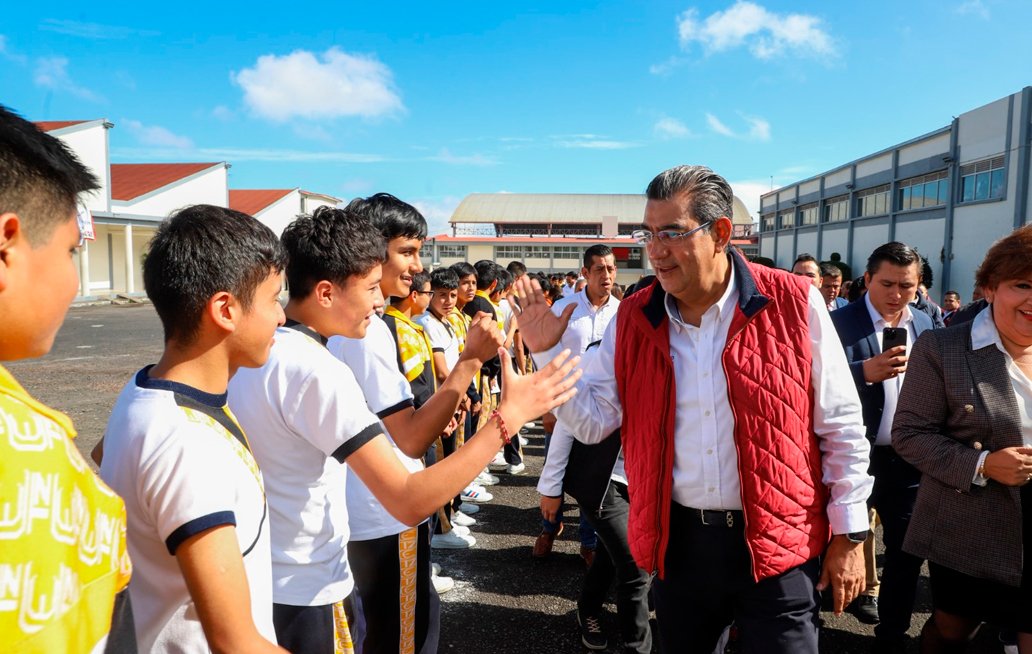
[843,531,868,544]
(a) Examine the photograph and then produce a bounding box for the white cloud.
[678,1,836,60]
[727,180,771,220]
[426,148,497,166]
[411,196,463,238]
[39,19,158,40]
[649,56,687,76]
[34,57,104,102]
[553,135,641,150]
[233,47,403,122]
[654,117,693,139]
[122,119,193,149]
[0,35,27,64]
[705,112,771,141]
[955,0,990,19]
[211,105,235,121]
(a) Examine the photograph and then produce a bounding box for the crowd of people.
[2,102,1031,654]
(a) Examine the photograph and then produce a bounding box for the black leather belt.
[673,503,744,528]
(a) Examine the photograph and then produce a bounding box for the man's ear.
[711,216,733,251]
[312,279,335,308]
[205,290,237,335]
[0,212,26,293]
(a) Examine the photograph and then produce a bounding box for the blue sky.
[2,1,1028,235]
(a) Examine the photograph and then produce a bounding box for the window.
[779,211,796,229]
[552,246,583,260]
[898,170,948,210]
[437,244,466,259]
[494,245,522,260]
[856,184,890,217]
[525,245,550,258]
[762,212,776,231]
[823,195,849,222]
[799,202,819,226]
[960,156,1006,202]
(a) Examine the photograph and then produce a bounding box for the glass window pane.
[924,182,940,206]
[990,169,1005,198]
[938,179,949,205]
[962,175,975,202]
[900,187,910,210]
[975,172,991,200]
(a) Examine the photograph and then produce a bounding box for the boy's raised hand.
[512,276,575,353]
[497,347,580,426]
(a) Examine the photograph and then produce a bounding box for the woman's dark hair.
[975,224,1032,292]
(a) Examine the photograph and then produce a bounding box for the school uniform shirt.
[1,365,132,654]
[381,306,437,409]
[327,318,427,543]
[228,327,383,606]
[101,367,275,651]
[416,311,460,371]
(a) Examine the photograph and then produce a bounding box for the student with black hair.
[101,205,288,653]
[0,104,135,653]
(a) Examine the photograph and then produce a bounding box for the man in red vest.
[516,165,873,654]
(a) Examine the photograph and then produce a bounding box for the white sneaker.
[452,511,476,527]
[461,486,494,503]
[518,434,529,447]
[450,525,471,537]
[432,531,476,549]
[467,482,487,494]
[506,462,526,475]
[475,470,499,486]
[523,421,536,429]
[431,574,455,594]
[458,503,479,515]
[431,562,442,576]
[488,452,507,470]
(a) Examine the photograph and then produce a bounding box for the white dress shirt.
[538,257,873,535]
[551,289,620,355]
[864,294,916,446]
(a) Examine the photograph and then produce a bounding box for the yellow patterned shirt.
[0,365,131,653]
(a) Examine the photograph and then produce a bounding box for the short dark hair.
[820,263,842,279]
[281,206,386,300]
[566,271,577,279]
[865,242,922,278]
[495,268,513,294]
[344,192,427,241]
[793,253,818,266]
[450,261,476,280]
[944,290,960,300]
[975,224,1032,292]
[430,267,459,290]
[144,204,285,344]
[583,244,614,269]
[411,271,431,292]
[0,105,100,245]
[506,260,527,277]
[645,165,733,229]
[474,260,499,290]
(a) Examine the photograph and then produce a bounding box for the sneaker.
[488,452,507,470]
[451,525,471,537]
[532,523,563,558]
[458,502,479,515]
[461,486,494,503]
[580,545,596,568]
[431,574,455,594]
[432,531,476,549]
[475,470,499,486]
[518,434,529,447]
[849,595,879,625]
[431,562,442,576]
[452,511,476,527]
[577,612,607,651]
[523,421,536,429]
[506,462,526,475]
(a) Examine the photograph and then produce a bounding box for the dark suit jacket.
[830,299,934,441]
[892,320,1026,586]
[828,297,848,311]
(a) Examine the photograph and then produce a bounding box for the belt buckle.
[725,511,734,528]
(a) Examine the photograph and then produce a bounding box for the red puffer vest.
[614,251,830,581]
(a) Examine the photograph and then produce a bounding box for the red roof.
[34,120,89,132]
[111,163,220,201]
[229,189,295,216]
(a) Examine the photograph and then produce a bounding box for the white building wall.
[52,123,110,213]
[799,179,820,196]
[113,166,228,218]
[824,168,852,188]
[851,223,891,268]
[820,226,850,264]
[796,231,818,258]
[856,153,892,179]
[957,95,1011,162]
[898,132,950,166]
[951,205,1014,296]
[254,190,302,237]
[759,234,775,259]
[775,232,794,268]
[895,218,945,293]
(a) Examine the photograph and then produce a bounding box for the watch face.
[846,531,867,543]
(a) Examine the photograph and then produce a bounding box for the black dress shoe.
[849,594,880,624]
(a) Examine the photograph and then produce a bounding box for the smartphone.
[882,327,908,365]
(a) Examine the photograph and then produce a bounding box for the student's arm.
[176,526,287,654]
[432,351,450,385]
[349,348,581,525]
[513,330,526,375]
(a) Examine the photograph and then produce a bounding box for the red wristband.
[490,409,511,444]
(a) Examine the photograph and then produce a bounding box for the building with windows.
[428,192,757,285]
[759,87,1031,299]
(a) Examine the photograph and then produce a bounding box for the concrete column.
[124,224,135,294]
[78,240,91,298]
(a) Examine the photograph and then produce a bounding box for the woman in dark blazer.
[893,224,1032,652]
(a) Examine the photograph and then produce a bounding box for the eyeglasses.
[414,290,435,297]
[631,221,712,246]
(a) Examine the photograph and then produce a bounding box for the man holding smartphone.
[830,242,934,654]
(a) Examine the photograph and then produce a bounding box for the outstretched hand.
[497,347,581,426]
[512,276,575,353]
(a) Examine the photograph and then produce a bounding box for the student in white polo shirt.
[229,206,581,654]
[100,206,287,653]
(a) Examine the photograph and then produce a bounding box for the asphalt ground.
[8,303,1009,653]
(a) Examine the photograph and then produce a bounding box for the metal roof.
[450,193,753,225]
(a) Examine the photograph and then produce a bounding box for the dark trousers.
[273,598,356,654]
[868,444,924,642]
[579,482,652,654]
[652,502,820,654]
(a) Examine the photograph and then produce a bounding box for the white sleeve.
[807,285,875,534]
[535,317,622,445]
[327,319,414,418]
[536,420,576,497]
[282,354,384,462]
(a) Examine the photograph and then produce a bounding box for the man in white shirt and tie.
[516,165,873,654]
